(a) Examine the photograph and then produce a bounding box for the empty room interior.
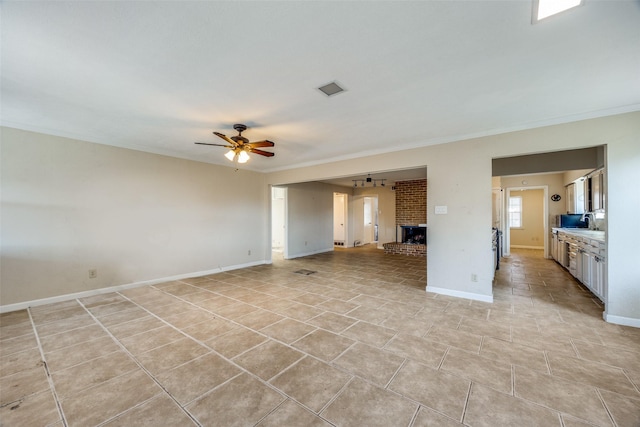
[1,2,639,426]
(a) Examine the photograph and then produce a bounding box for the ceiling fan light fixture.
[195,123,274,164]
[237,150,250,164]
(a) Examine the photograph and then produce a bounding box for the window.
[532,0,582,23]
[508,196,523,228]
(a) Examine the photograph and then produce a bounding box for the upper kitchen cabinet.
[565,181,585,214]
[588,169,605,211]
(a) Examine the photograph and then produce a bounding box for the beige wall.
[509,189,544,248]
[267,112,640,324]
[563,169,594,186]
[1,127,269,306]
[284,182,336,258]
[2,112,639,325]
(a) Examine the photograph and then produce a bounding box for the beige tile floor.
[1,247,639,426]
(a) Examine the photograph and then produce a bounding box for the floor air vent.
[294,269,317,275]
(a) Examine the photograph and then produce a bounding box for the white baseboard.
[604,313,640,328]
[284,248,333,260]
[510,245,545,250]
[0,260,269,314]
[427,286,494,303]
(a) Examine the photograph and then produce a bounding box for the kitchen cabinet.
[566,183,575,214]
[588,169,604,212]
[581,250,593,290]
[557,231,569,268]
[576,247,584,282]
[592,254,606,300]
[565,181,585,214]
[551,229,605,302]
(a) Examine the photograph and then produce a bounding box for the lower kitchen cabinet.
[591,255,606,300]
[581,250,593,290]
[551,229,605,302]
[581,245,605,301]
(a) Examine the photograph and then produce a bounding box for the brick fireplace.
[383,179,427,256]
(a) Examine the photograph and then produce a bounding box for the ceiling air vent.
[318,81,345,97]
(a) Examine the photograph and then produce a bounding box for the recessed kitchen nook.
[552,167,606,301]
[493,146,607,307]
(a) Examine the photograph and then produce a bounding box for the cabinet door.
[582,179,590,213]
[595,257,605,299]
[576,249,583,282]
[581,251,592,289]
[591,172,603,211]
[566,184,575,214]
[589,255,605,300]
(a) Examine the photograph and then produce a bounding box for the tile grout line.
[593,388,619,427]
[115,290,353,423]
[542,350,552,375]
[406,404,421,427]
[26,307,69,427]
[75,299,203,427]
[318,377,356,416]
[460,381,473,424]
[384,358,408,390]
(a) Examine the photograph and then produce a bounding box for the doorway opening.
[363,196,378,245]
[271,186,287,258]
[333,192,347,247]
[504,186,548,257]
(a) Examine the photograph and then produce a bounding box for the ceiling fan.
[195,124,275,164]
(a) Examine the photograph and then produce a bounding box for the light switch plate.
[435,205,448,215]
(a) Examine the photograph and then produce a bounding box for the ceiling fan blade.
[247,140,275,148]
[195,142,233,148]
[249,148,275,157]
[213,132,237,146]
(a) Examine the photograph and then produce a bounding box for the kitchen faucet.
[580,212,597,230]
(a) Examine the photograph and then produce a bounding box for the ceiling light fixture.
[353,175,386,188]
[194,123,275,164]
[223,147,251,163]
[532,0,582,23]
[237,150,250,164]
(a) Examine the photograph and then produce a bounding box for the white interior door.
[352,196,364,246]
[363,196,378,244]
[271,187,286,254]
[333,193,346,244]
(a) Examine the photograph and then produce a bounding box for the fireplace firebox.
[398,225,426,245]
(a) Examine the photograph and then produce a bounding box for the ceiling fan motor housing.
[233,124,247,133]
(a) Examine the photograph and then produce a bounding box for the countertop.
[552,228,605,243]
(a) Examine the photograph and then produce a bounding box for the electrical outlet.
[471,273,478,282]
[305,241,308,246]
[248,250,251,256]
[89,269,97,279]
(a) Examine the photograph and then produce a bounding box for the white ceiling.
[2,1,639,178]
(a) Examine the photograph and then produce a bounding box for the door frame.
[503,185,549,258]
[333,192,348,247]
[270,185,288,259]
